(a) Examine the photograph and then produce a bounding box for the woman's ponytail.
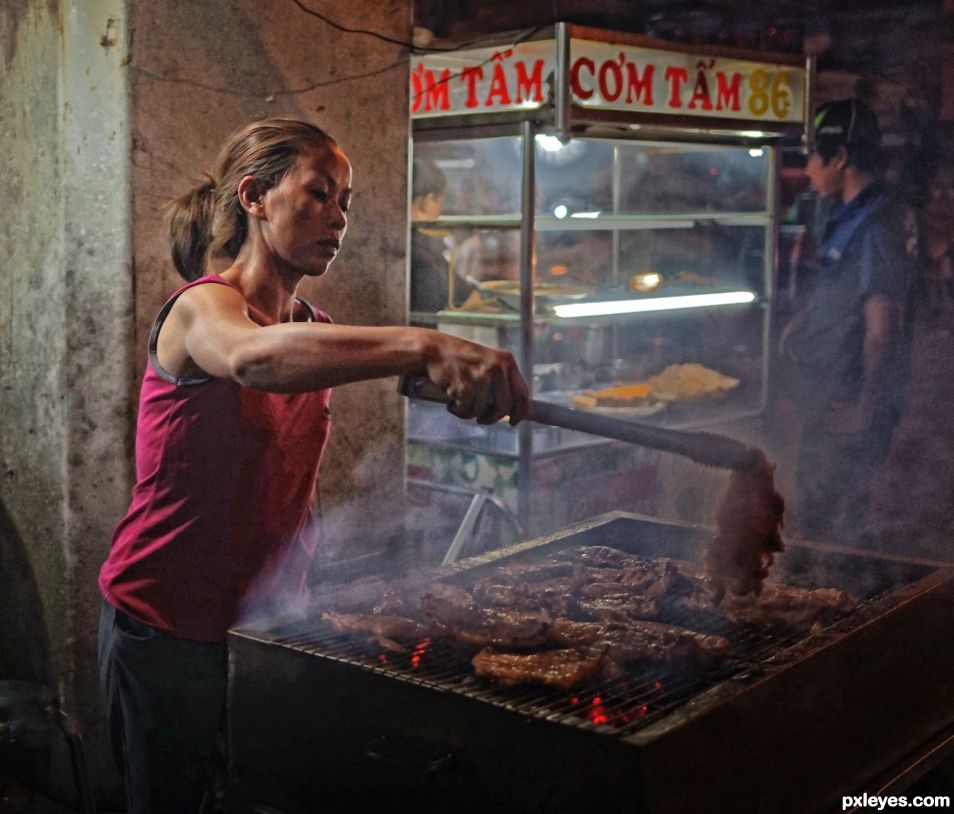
[168,175,216,281]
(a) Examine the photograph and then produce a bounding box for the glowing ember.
[590,696,609,725]
[410,638,431,670]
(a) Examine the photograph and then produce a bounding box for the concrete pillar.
[1,0,134,797]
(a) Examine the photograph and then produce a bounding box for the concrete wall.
[1,0,133,797]
[2,0,412,801]
[1,0,65,690]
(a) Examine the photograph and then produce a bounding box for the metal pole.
[554,22,571,142]
[612,143,622,285]
[762,142,780,416]
[518,119,536,535]
[611,142,623,360]
[803,55,817,153]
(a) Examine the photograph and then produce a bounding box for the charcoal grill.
[228,512,954,814]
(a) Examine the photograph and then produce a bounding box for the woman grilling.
[97,118,529,812]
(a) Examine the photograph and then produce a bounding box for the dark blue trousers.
[97,600,227,813]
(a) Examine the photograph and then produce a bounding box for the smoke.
[232,288,954,638]
[779,309,954,566]
[756,299,954,600]
[231,434,457,634]
[233,501,409,634]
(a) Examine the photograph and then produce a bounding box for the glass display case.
[406,24,811,533]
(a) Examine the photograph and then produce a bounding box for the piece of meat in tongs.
[704,449,785,602]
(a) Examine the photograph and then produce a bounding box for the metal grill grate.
[230,515,953,814]
[264,586,878,738]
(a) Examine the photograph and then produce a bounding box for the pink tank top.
[99,275,332,641]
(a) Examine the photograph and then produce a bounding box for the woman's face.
[261,144,353,277]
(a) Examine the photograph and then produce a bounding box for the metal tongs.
[399,374,761,472]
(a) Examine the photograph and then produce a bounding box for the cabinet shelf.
[414,211,769,232]
[410,291,764,328]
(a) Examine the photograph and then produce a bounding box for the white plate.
[586,401,667,418]
[536,391,667,419]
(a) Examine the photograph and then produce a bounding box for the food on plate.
[571,383,653,409]
[629,269,663,293]
[570,363,738,409]
[645,363,740,402]
[704,449,785,602]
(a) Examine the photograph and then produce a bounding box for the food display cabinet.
[406,24,812,536]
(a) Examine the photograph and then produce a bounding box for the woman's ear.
[238,176,267,220]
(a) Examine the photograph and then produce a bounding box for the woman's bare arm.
[166,281,529,425]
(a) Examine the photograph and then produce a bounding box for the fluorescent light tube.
[552,291,757,318]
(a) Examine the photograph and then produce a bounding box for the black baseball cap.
[813,98,881,148]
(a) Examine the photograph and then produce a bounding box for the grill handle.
[398,373,760,471]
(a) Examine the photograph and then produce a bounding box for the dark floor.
[0,787,83,814]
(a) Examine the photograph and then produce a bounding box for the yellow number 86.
[748,70,792,119]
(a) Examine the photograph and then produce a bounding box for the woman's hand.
[424,333,529,426]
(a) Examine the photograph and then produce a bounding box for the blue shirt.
[796,182,913,422]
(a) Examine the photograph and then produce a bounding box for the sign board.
[411,37,806,125]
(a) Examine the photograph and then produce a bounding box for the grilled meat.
[370,577,451,617]
[725,584,858,633]
[472,615,733,691]
[420,590,552,649]
[623,619,732,659]
[574,593,661,622]
[490,559,577,581]
[581,581,639,599]
[553,545,634,568]
[471,575,577,617]
[551,618,730,667]
[321,611,428,653]
[322,541,855,693]
[472,647,605,690]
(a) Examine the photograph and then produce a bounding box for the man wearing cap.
[781,98,915,545]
